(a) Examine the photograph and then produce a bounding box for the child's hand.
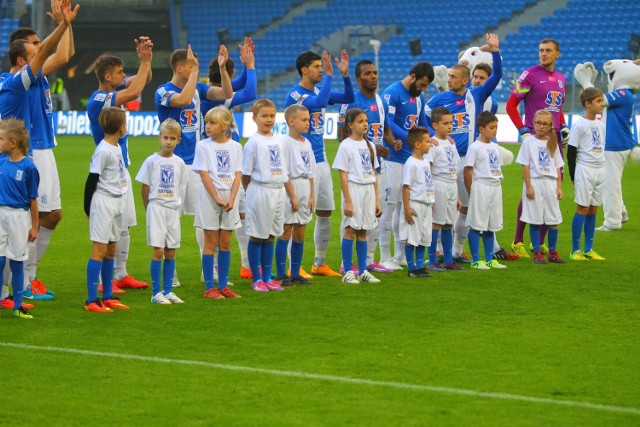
[28,226,38,243]
[375,201,382,218]
[404,207,416,225]
[456,198,462,210]
[290,196,299,212]
[429,137,440,146]
[556,188,563,200]
[343,201,353,217]
[526,187,535,200]
[214,195,226,207]
[223,197,235,212]
[309,197,315,213]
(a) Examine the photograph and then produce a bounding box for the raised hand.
[322,50,333,76]
[485,33,499,51]
[335,49,350,76]
[217,44,228,67]
[187,44,199,69]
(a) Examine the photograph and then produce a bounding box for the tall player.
[506,38,569,257]
[86,37,153,291]
[155,45,233,285]
[0,0,78,301]
[381,61,434,269]
[337,59,398,272]
[284,50,354,277]
[426,33,502,264]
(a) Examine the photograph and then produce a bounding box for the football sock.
[416,246,426,269]
[356,240,367,275]
[261,241,274,283]
[468,229,481,262]
[247,240,262,281]
[86,259,101,303]
[314,216,331,266]
[163,258,175,294]
[428,228,440,265]
[114,230,130,280]
[548,227,559,251]
[441,228,453,265]
[10,260,24,310]
[392,203,405,260]
[236,219,250,268]
[584,214,596,253]
[529,224,541,251]
[217,250,230,289]
[275,238,289,278]
[483,231,495,262]
[101,258,115,300]
[290,240,304,278]
[341,238,354,274]
[202,254,215,290]
[366,223,380,266]
[404,244,416,271]
[379,204,393,261]
[150,259,162,295]
[514,201,526,244]
[453,213,468,256]
[572,213,586,252]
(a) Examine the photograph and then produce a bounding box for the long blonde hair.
[534,109,558,157]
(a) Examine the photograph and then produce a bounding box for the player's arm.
[84,173,100,216]
[385,94,408,145]
[463,166,473,196]
[506,94,528,137]
[114,39,153,106]
[140,183,150,209]
[555,166,563,200]
[125,37,154,88]
[481,34,503,93]
[29,0,75,77]
[229,48,256,105]
[169,45,200,107]
[42,0,79,75]
[327,50,355,104]
[206,45,233,100]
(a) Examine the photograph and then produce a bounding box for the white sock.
[367,223,380,265]
[28,226,53,280]
[196,227,205,255]
[379,204,393,261]
[114,230,130,279]
[452,213,468,257]
[25,241,37,281]
[493,238,501,253]
[2,263,10,299]
[314,216,331,266]
[392,203,405,260]
[236,219,250,268]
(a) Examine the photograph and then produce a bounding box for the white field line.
[1,342,639,416]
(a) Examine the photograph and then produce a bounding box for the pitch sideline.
[1,341,638,416]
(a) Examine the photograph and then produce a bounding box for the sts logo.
[368,123,383,144]
[403,115,418,129]
[310,112,325,134]
[545,91,563,112]
[180,109,198,132]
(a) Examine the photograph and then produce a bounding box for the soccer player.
[1,0,78,300]
[381,61,434,269]
[86,37,153,292]
[155,44,233,286]
[284,49,354,277]
[426,33,502,264]
[337,59,398,273]
[506,38,569,257]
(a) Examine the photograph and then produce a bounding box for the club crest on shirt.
[269,145,282,167]
[488,148,501,175]
[216,150,231,173]
[160,164,175,188]
[301,150,311,173]
[359,148,372,173]
[423,167,433,189]
[15,170,23,181]
[445,146,456,167]
[591,127,603,151]
[537,147,551,170]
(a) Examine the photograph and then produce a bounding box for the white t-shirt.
[402,155,435,204]
[283,135,315,179]
[516,135,565,179]
[192,137,243,190]
[465,140,504,182]
[135,153,189,209]
[90,140,127,196]
[242,133,289,186]
[430,137,459,182]
[567,116,605,167]
[332,138,379,184]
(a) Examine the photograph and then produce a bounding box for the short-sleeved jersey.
[430,137,460,182]
[0,156,40,210]
[28,75,56,150]
[135,152,189,209]
[242,133,288,186]
[602,88,635,152]
[0,66,37,129]
[87,91,131,167]
[332,138,379,184]
[90,140,128,196]
[382,81,428,164]
[516,135,565,179]
[155,81,211,165]
[192,138,243,191]
[567,116,605,167]
[284,75,354,163]
[426,51,503,157]
[282,135,315,179]
[465,140,504,183]
[337,90,389,146]
[402,155,434,204]
[511,65,566,131]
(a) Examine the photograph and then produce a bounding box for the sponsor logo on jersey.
[409,97,416,104]
[452,112,470,132]
[370,103,378,112]
[310,112,324,134]
[368,123,383,144]
[94,93,107,102]
[545,91,563,108]
[404,115,418,129]
[290,91,301,101]
[180,109,198,132]
[618,90,626,96]
[383,94,391,104]
[456,99,465,106]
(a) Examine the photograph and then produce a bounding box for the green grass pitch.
[1,135,639,426]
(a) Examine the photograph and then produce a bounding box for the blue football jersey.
[87,90,131,167]
[603,88,635,152]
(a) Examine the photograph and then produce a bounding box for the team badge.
[216,150,231,173]
[269,145,282,167]
[160,164,175,188]
[537,147,551,169]
[15,170,23,181]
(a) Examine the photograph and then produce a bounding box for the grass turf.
[1,135,639,426]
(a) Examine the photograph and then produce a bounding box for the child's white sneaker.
[342,271,359,284]
[152,292,171,304]
[358,270,381,283]
[164,292,184,303]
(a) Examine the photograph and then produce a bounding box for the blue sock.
[405,244,416,271]
[584,214,596,253]
[86,258,102,303]
[10,260,24,310]
[441,228,453,265]
[261,240,274,283]
[217,250,230,289]
[247,240,262,281]
[529,224,541,252]
[290,240,304,278]
[468,229,481,262]
[275,239,289,278]
[571,213,586,252]
[483,231,495,262]
[428,228,439,265]
[163,258,175,294]
[101,257,115,300]
[150,259,162,295]
[416,246,426,269]
[356,240,367,275]
[548,227,559,251]
[202,254,215,290]
[341,238,354,274]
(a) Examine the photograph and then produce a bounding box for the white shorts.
[341,182,377,231]
[313,161,335,211]
[520,178,562,226]
[433,179,458,226]
[457,156,469,208]
[32,148,61,212]
[146,202,181,249]
[182,170,202,215]
[238,186,246,214]
[574,163,604,207]
[245,182,285,239]
[466,180,503,232]
[0,206,31,261]
[285,177,313,225]
[399,200,432,247]
[89,191,124,244]
[122,169,137,228]
[385,160,404,205]
[194,188,241,231]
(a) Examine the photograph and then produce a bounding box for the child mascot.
[574,59,640,230]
